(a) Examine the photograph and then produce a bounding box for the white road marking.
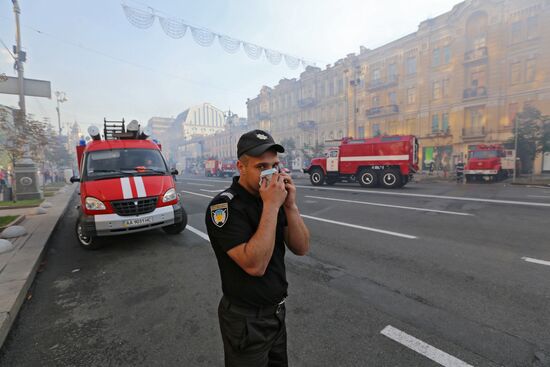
[295,185,550,208]
[179,190,416,239]
[200,189,224,193]
[521,257,550,267]
[180,190,215,199]
[180,177,232,184]
[133,176,146,197]
[120,177,133,199]
[186,225,210,242]
[305,195,473,216]
[185,182,215,187]
[301,214,416,239]
[380,325,474,367]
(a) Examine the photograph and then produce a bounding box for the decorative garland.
[122,4,314,69]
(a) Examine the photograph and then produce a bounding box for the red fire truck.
[304,135,419,188]
[464,144,515,182]
[70,119,187,250]
[204,159,237,177]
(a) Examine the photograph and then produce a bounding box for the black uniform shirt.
[205,176,288,308]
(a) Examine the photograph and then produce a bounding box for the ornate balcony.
[463,87,488,101]
[298,97,316,108]
[366,104,399,118]
[367,75,399,91]
[462,126,486,140]
[464,47,488,64]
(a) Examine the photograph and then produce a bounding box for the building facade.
[176,103,226,140]
[247,0,550,173]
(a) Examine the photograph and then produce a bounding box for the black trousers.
[218,297,288,367]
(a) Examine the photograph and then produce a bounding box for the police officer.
[205,130,310,367]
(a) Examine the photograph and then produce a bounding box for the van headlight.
[85,197,106,210]
[162,188,177,203]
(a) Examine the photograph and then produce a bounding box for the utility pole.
[12,0,26,124]
[55,91,67,135]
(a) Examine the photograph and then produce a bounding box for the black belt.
[221,296,286,317]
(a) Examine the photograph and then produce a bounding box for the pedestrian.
[455,160,465,183]
[205,129,310,367]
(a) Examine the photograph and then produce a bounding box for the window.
[470,69,486,88]
[406,57,417,75]
[372,69,381,81]
[372,95,380,107]
[388,91,397,105]
[329,79,335,96]
[337,78,343,94]
[443,46,452,64]
[526,58,536,82]
[432,114,440,132]
[443,78,450,97]
[432,48,440,67]
[388,63,397,79]
[510,62,521,85]
[357,126,365,138]
[527,16,538,40]
[511,21,522,44]
[442,113,449,132]
[432,81,442,99]
[372,123,381,137]
[407,87,416,104]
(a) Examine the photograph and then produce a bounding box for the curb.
[0,205,41,211]
[0,215,26,232]
[0,185,77,348]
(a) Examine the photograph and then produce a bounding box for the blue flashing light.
[79,139,86,146]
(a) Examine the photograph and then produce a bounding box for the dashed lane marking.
[294,185,550,208]
[305,195,473,216]
[380,325,474,367]
[185,182,215,187]
[200,189,224,193]
[180,190,416,239]
[301,214,417,239]
[521,257,550,267]
[186,225,210,242]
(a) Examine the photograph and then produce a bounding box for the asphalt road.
[1,175,550,366]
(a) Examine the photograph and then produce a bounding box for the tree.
[506,105,549,174]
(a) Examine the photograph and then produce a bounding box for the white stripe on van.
[133,176,147,197]
[120,177,133,199]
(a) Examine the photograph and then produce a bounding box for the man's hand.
[279,172,296,209]
[259,172,287,209]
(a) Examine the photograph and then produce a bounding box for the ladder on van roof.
[104,118,125,140]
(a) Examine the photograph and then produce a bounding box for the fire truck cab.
[70,119,187,250]
[464,144,515,182]
[304,135,419,188]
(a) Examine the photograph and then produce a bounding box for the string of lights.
[121,3,316,70]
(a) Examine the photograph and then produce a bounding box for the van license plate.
[123,217,153,227]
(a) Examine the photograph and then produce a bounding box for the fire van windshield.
[83,148,169,181]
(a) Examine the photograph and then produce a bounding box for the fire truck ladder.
[104,118,125,140]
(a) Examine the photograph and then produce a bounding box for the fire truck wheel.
[381,169,401,189]
[163,210,188,235]
[358,169,378,188]
[309,168,325,186]
[75,219,104,250]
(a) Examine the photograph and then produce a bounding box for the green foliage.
[506,105,549,173]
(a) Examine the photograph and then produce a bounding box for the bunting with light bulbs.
[121,3,314,69]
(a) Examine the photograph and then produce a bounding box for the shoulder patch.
[210,202,229,228]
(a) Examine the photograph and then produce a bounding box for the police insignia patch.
[210,203,229,228]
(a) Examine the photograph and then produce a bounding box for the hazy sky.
[0,0,459,134]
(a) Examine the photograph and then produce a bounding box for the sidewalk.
[0,184,77,347]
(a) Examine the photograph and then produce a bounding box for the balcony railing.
[367,75,399,91]
[298,97,316,108]
[297,120,317,131]
[256,112,271,120]
[462,126,486,138]
[463,86,488,100]
[464,47,488,64]
[366,104,399,117]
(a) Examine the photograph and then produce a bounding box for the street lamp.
[55,91,67,135]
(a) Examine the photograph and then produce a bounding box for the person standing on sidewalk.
[205,130,310,367]
[455,160,465,183]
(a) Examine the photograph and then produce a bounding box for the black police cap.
[237,130,285,158]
